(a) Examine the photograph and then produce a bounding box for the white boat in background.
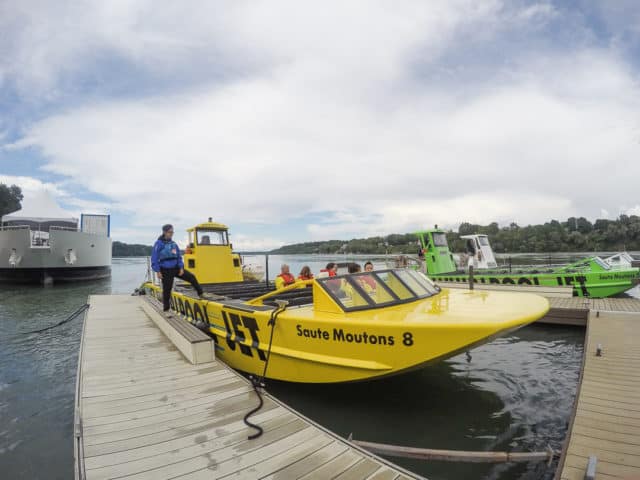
[0,191,112,284]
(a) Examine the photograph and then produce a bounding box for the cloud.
[625,205,640,216]
[0,174,65,197]
[3,1,640,245]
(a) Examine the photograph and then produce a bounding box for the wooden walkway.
[557,311,640,480]
[74,295,421,480]
[542,297,640,327]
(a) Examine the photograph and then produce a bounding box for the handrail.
[0,225,30,231]
[50,226,78,232]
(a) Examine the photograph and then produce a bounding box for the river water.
[1,254,638,480]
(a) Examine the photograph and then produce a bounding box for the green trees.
[271,215,640,254]
[112,241,152,256]
[0,183,23,218]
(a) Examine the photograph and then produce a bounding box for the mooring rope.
[243,300,288,440]
[17,303,90,335]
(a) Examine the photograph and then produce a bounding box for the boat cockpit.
[174,269,441,313]
[315,269,440,312]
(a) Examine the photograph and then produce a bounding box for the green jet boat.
[416,228,640,298]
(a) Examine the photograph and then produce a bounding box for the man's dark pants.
[160,267,203,311]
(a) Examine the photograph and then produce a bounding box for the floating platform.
[73,295,420,480]
[441,281,640,326]
[557,310,640,479]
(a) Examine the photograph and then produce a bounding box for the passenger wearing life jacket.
[298,266,314,281]
[361,261,377,290]
[275,264,296,289]
[341,263,371,299]
[151,224,204,314]
[318,262,338,278]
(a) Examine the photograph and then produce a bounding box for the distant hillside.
[270,215,640,254]
[112,241,152,257]
[270,234,418,255]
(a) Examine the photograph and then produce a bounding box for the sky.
[1,0,640,250]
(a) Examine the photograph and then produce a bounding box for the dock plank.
[75,295,419,480]
[557,311,640,480]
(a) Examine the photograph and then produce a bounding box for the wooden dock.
[441,281,640,326]
[557,310,640,480]
[74,295,421,480]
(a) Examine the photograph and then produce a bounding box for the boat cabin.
[416,228,457,275]
[416,229,499,274]
[602,252,638,270]
[1,190,80,247]
[184,218,244,284]
[311,269,440,313]
[460,234,498,269]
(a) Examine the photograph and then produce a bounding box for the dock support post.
[468,257,474,291]
[265,254,270,285]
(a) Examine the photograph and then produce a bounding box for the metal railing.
[50,225,79,232]
[0,224,30,231]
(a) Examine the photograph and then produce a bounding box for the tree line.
[112,241,153,257]
[271,215,640,254]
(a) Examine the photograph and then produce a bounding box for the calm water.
[1,255,638,479]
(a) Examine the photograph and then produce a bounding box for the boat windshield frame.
[316,268,441,312]
[195,228,229,246]
[431,232,449,247]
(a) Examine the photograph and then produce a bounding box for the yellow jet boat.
[143,220,550,383]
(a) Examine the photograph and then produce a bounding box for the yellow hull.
[144,284,549,383]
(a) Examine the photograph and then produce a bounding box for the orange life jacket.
[320,269,337,277]
[298,274,314,281]
[278,272,296,285]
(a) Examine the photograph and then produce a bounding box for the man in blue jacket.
[151,224,204,312]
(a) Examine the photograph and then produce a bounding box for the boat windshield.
[196,229,228,246]
[317,268,440,312]
[478,236,490,246]
[432,232,448,247]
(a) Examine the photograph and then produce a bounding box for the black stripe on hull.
[0,266,111,284]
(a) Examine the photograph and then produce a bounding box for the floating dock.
[556,310,640,480]
[442,281,640,326]
[73,295,421,480]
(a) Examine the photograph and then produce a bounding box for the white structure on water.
[0,190,112,284]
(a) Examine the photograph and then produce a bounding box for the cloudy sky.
[1,1,640,249]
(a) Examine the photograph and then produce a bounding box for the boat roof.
[1,190,78,224]
[460,234,488,239]
[186,220,229,232]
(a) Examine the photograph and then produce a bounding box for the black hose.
[244,376,265,440]
[19,303,89,335]
[243,301,288,440]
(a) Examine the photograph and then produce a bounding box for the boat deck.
[74,295,420,480]
[557,310,640,479]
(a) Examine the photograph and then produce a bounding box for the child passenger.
[298,266,314,280]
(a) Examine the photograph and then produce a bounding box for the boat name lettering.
[296,324,400,347]
[599,272,636,280]
[221,310,267,361]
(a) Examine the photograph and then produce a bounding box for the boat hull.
[0,228,111,284]
[0,266,111,284]
[144,284,550,383]
[431,270,640,298]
